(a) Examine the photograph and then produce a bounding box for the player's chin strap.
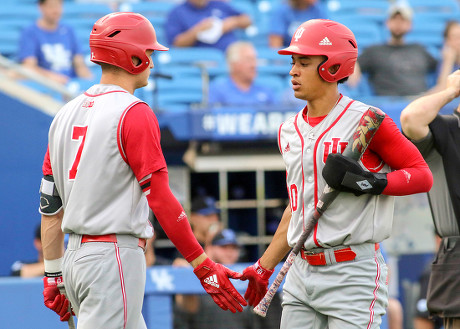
[39,175,63,215]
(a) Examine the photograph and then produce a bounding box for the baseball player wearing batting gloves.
[400,70,460,329]
[39,12,246,329]
[242,19,433,329]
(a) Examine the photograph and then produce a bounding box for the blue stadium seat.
[62,3,112,21]
[119,2,175,19]
[155,47,226,69]
[0,4,39,21]
[332,18,384,51]
[327,0,389,25]
[408,0,460,17]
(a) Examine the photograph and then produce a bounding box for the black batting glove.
[322,153,388,196]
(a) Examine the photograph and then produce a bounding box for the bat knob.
[252,303,268,318]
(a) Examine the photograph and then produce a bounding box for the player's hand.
[193,257,247,313]
[322,153,387,196]
[241,260,274,307]
[43,274,74,321]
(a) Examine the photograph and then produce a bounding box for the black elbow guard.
[39,175,63,215]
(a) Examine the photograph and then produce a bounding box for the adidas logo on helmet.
[319,37,332,46]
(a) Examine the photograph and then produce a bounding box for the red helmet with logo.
[279,19,358,82]
[90,12,168,74]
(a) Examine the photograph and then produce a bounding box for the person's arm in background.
[346,62,362,88]
[18,261,45,278]
[22,57,70,84]
[401,70,460,140]
[435,45,458,91]
[221,14,251,34]
[72,54,93,79]
[170,17,214,48]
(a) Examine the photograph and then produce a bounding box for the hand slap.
[242,260,274,307]
[194,257,247,312]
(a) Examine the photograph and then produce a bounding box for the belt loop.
[67,234,82,250]
[324,249,336,265]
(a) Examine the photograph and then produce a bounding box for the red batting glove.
[43,274,73,321]
[194,257,247,313]
[242,259,274,307]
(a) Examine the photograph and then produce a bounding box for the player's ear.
[328,64,340,74]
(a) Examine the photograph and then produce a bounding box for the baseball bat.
[253,107,386,317]
[58,283,76,329]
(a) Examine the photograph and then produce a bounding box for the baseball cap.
[388,2,413,20]
[211,229,239,246]
[191,196,220,216]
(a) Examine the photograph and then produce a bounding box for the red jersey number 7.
[69,126,88,180]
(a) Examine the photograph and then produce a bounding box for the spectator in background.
[348,2,437,96]
[436,21,460,90]
[165,0,251,51]
[269,0,327,49]
[18,0,92,85]
[208,41,277,106]
[11,224,45,277]
[189,195,222,246]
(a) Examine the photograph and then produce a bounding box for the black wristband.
[45,271,62,278]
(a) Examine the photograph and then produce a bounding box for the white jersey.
[278,95,394,249]
[48,84,153,239]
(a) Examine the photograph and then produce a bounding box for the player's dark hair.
[337,77,349,84]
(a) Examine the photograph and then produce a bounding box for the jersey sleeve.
[121,102,167,181]
[368,115,433,195]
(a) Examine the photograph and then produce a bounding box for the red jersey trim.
[117,101,143,164]
[293,113,306,232]
[84,90,128,97]
[278,123,284,154]
[312,99,354,247]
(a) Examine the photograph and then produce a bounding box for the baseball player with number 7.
[38,12,246,329]
[241,19,433,328]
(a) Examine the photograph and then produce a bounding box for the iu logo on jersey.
[323,137,348,163]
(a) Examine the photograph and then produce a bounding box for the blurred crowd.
[1,0,459,109]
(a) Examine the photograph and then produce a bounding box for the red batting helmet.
[90,12,168,74]
[279,19,358,82]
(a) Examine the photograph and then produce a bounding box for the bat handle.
[58,283,76,329]
[253,251,297,317]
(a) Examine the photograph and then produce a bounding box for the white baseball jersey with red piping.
[278,95,393,250]
[48,84,153,238]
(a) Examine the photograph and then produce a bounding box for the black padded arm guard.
[39,175,63,215]
[322,153,388,196]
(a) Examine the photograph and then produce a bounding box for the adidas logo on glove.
[204,274,220,288]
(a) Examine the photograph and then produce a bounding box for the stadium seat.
[0,4,39,21]
[408,0,460,16]
[155,47,226,70]
[327,0,389,25]
[62,3,112,21]
[118,2,175,20]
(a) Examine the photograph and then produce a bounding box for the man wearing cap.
[190,196,222,246]
[348,2,437,96]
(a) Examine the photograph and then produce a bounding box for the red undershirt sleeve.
[42,146,53,176]
[146,171,204,262]
[368,116,433,195]
[122,103,167,180]
[121,103,204,262]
